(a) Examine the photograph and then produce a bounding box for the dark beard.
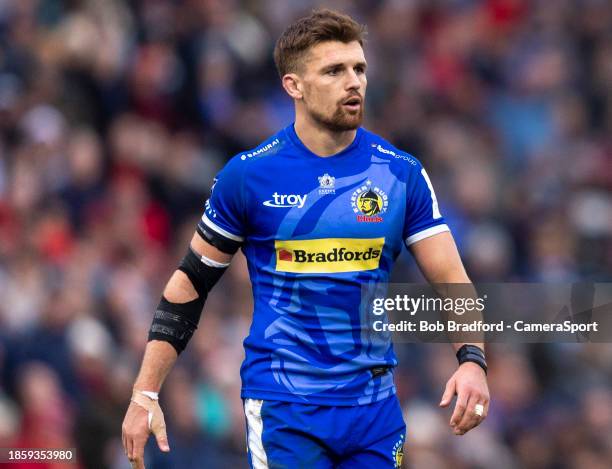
[309,101,364,132]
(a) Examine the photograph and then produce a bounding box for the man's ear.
[282,73,303,100]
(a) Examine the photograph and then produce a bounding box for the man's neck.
[294,114,357,157]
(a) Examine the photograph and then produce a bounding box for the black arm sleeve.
[148,246,228,354]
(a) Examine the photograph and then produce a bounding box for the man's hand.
[439,362,489,435]
[122,390,170,469]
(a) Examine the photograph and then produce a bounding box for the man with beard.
[358,190,383,216]
[122,9,489,469]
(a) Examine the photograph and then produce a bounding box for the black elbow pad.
[148,296,203,354]
[148,247,228,354]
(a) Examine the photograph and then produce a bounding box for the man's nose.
[345,69,361,90]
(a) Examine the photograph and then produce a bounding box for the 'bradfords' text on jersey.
[275,238,385,273]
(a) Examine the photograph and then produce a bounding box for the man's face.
[360,198,375,214]
[297,40,367,131]
[359,197,380,215]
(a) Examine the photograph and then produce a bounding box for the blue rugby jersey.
[199,123,449,405]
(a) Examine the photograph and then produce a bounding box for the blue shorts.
[243,395,406,469]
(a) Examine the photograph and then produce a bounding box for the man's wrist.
[456,344,487,374]
[133,389,160,400]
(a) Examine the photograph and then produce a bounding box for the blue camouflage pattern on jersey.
[199,123,449,405]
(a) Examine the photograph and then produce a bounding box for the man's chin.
[326,114,363,132]
[310,108,364,132]
[336,107,363,128]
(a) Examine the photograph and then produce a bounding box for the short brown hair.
[273,9,366,78]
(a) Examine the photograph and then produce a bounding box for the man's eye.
[355,66,365,74]
[327,69,340,75]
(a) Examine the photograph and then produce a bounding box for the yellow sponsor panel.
[275,238,385,273]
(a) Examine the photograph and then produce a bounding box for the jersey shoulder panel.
[233,129,289,164]
[361,129,422,177]
[218,129,290,188]
[200,131,287,242]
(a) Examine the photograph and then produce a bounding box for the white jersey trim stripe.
[244,399,269,469]
[405,224,450,246]
[201,213,244,242]
[420,168,443,220]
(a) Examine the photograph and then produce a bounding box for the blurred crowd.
[0,0,611,468]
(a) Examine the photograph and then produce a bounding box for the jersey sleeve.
[198,157,246,253]
[403,162,450,247]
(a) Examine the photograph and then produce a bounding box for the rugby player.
[122,9,489,469]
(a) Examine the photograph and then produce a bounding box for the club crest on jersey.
[392,433,405,468]
[351,180,388,223]
[318,173,336,195]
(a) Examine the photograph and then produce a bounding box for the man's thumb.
[155,431,170,452]
[439,379,456,407]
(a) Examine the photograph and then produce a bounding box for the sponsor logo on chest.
[275,238,385,273]
[263,192,308,208]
